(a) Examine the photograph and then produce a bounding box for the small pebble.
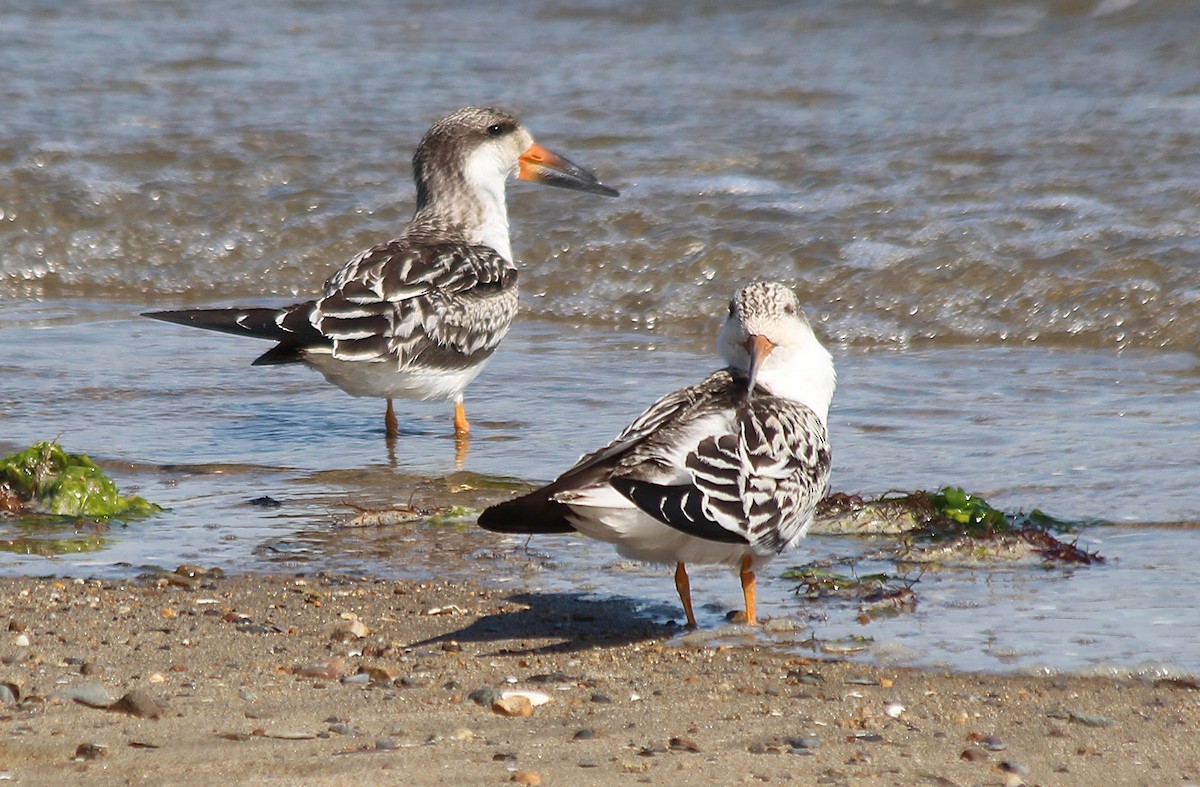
[849,732,883,743]
[237,624,272,635]
[360,666,396,683]
[328,723,357,736]
[263,731,317,740]
[1068,711,1117,728]
[108,690,164,720]
[669,737,700,753]
[13,634,29,647]
[960,748,989,762]
[74,743,107,761]
[786,735,820,750]
[295,657,345,680]
[573,728,597,741]
[511,771,541,786]
[468,687,500,707]
[340,672,370,686]
[58,683,115,708]
[884,701,905,718]
[1001,761,1030,776]
[493,695,534,717]
[0,684,17,707]
[577,760,599,768]
[980,734,1007,751]
[590,693,613,704]
[80,662,101,676]
[324,617,370,642]
[789,671,823,686]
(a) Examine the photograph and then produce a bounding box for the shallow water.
[3,0,1200,673]
[3,308,1199,674]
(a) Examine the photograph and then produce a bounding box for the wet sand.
[2,571,1197,786]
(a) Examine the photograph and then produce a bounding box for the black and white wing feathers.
[612,386,831,555]
[309,240,517,368]
[477,371,736,534]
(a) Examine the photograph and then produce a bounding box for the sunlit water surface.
[2,306,1198,675]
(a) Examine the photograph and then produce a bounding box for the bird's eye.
[783,302,797,316]
[486,123,505,137]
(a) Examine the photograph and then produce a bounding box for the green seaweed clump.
[0,441,160,519]
[928,486,1077,537]
[928,486,1010,534]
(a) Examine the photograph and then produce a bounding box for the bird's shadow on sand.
[406,591,684,655]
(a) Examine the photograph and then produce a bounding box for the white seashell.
[500,689,551,707]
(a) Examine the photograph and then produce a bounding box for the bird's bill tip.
[745,334,776,391]
[518,142,619,197]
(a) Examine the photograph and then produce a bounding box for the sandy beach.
[2,570,1197,786]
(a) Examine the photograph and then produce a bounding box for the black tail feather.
[144,307,294,339]
[144,304,328,363]
[477,489,577,535]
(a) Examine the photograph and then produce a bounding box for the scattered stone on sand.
[262,730,318,740]
[0,682,18,706]
[54,683,115,708]
[358,665,397,683]
[787,735,821,751]
[73,743,107,761]
[294,657,346,680]
[108,689,165,720]
[589,692,613,704]
[0,574,1195,786]
[468,687,501,707]
[324,613,370,641]
[669,737,701,752]
[492,695,534,717]
[967,731,1006,751]
[1067,710,1117,728]
[511,770,541,785]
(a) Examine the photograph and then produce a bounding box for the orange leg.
[740,555,757,626]
[675,562,697,628]
[453,399,470,436]
[385,399,399,440]
[453,430,470,470]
